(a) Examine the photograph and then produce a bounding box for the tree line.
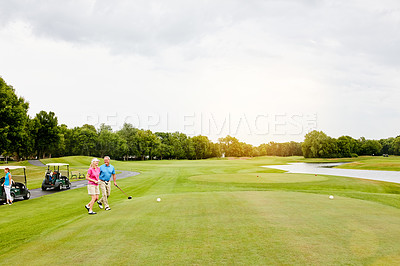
[1,77,304,160]
[2,77,399,160]
[302,130,400,158]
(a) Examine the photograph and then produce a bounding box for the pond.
[263,162,400,184]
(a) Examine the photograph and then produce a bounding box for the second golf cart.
[0,166,31,202]
[42,163,71,191]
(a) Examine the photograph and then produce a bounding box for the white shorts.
[87,184,100,195]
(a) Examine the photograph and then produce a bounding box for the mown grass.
[335,156,400,171]
[1,156,400,265]
[189,172,327,183]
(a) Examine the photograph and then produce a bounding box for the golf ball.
[157,198,161,202]
[329,195,334,199]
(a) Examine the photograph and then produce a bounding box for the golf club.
[115,184,132,199]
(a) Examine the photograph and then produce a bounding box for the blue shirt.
[4,172,11,186]
[99,164,115,181]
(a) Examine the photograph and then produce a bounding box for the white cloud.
[1,0,400,145]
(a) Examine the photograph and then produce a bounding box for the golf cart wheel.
[41,186,46,191]
[10,192,15,202]
[56,183,62,191]
[23,191,31,200]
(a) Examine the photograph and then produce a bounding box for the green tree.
[288,141,303,156]
[65,124,98,156]
[135,129,160,160]
[171,132,189,159]
[379,137,394,155]
[390,136,400,155]
[118,123,140,159]
[17,117,36,159]
[31,111,60,158]
[358,137,382,156]
[97,124,128,159]
[256,141,302,157]
[238,142,253,157]
[0,77,30,160]
[337,136,359,157]
[185,137,196,159]
[51,124,68,157]
[155,132,174,160]
[210,142,222,158]
[218,135,244,157]
[191,135,211,159]
[302,130,338,158]
[257,143,269,156]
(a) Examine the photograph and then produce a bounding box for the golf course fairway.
[1,156,400,265]
[189,173,327,183]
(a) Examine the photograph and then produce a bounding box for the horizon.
[1,1,400,146]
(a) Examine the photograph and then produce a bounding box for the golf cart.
[0,166,31,202]
[42,163,71,191]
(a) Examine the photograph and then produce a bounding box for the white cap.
[91,158,99,163]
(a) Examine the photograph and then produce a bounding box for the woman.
[2,168,13,205]
[85,158,100,214]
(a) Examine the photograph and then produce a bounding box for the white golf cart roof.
[0,166,26,170]
[46,163,69,166]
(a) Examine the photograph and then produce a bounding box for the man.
[97,156,117,211]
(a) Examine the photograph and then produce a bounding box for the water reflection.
[263,163,400,184]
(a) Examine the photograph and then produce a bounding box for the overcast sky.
[1,0,400,145]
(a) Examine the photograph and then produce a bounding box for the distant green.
[1,156,400,265]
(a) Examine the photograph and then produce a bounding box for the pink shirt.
[87,167,100,186]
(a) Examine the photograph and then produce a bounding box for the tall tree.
[118,123,139,159]
[218,135,244,157]
[155,132,174,160]
[97,124,127,159]
[337,136,359,157]
[379,137,394,155]
[135,129,160,160]
[50,124,68,157]
[358,137,382,156]
[0,77,30,160]
[171,132,189,159]
[302,130,338,158]
[191,135,211,159]
[391,136,400,155]
[210,142,222,158]
[31,111,60,158]
[77,124,98,156]
[242,143,255,157]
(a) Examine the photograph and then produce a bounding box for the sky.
[1,0,400,145]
